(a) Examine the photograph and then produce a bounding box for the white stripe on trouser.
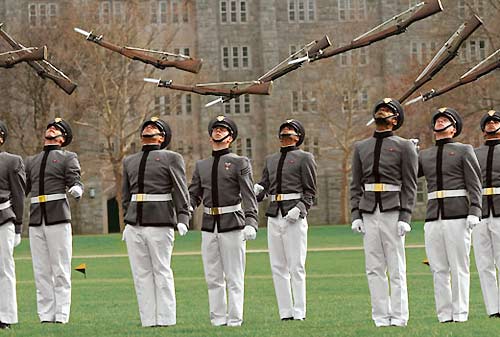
[201,228,246,326]
[267,212,308,320]
[472,215,500,316]
[29,220,72,323]
[424,218,471,322]
[123,225,176,327]
[363,208,408,327]
[0,222,17,324]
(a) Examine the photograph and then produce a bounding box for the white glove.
[243,225,257,241]
[351,219,365,234]
[397,221,412,236]
[466,215,480,230]
[284,207,301,222]
[68,185,83,199]
[14,234,21,247]
[177,223,189,236]
[253,184,264,195]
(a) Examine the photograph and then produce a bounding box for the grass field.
[5,223,499,337]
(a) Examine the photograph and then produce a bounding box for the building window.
[338,0,366,22]
[154,95,170,115]
[303,136,320,157]
[458,0,484,19]
[291,90,318,113]
[342,89,368,112]
[99,0,126,24]
[28,3,58,27]
[220,0,247,23]
[410,41,437,64]
[288,0,315,22]
[245,138,253,158]
[174,48,190,56]
[221,95,251,114]
[459,39,488,63]
[416,180,425,203]
[339,48,369,66]
[235,138,243,155]
[221,46,250,69]
[151,0,189,24]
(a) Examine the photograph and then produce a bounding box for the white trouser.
[363,208,408,327]
[472,215,500,315]
[0,222,17,324]
[201,228,246,326]
[123,225,176,327]
[424,218,471,322]
[29,220,72,323]
[267,212,308,320]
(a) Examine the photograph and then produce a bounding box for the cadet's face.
[211,126,230,140]
[141,124,164,144]
[485,119,500,133]
[279,126,299,147]
[434,116,456,139]
[44,126,65,145]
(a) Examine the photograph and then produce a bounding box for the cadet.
[26,118,83,324]
[189,116,258,327]
[122,117,190,327]
[419,108,482,323]
[254,119,317,321]
[473,110,500,318]
[0,120,26,330]
[350,99,417,327]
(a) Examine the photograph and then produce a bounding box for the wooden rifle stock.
[161,81,272,98]
[0,24,77,94]
[314,0,443,61]
[0,46,47,67]
[86,33,202,73]
[399,15,483,102]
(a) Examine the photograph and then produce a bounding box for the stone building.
[0,0,498,233]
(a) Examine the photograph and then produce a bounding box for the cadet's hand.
[351,219,365,234]
[284,207,301,222]
[243,226,257,241]
[253,184,264,195]
[68,185,83,199]
[177,223,189,236]
[397,221,412,236]
[466,215,480,230]
[14,234,21,247]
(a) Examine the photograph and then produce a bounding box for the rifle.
[0,46,47,68]
[398,15,483,102]
[0,23,77,95]
[311,0,443,62]
[258,35,331,83]
[74,27,203,74]
[405,49,500,105]
[144,78,272,105]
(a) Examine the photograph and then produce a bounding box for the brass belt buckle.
[373,183,384,192]
[436,191,444,199]
[486,187,494,196]
[38,195,47,203]
[136,194,144,202]
[211,208,220,215]
[276,194,284,201]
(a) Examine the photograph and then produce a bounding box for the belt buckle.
[136,194,144,202]
[486,187,494,196]
[211,208,220,215]
[38,195,47,203]
[436,191,444,199]
[276,194,284,202]
[373,183,384,192]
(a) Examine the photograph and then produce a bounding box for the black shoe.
[489,313,500,318]
[0,322,10,330]
[441,320,453,323]
[41,321,54,324]
[281,317,293,321]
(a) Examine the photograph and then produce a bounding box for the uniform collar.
[435,138,454,146]
[373,131,393,139]
[280,145,298,153]
[142,144,160,151]
[212,148,230,157]
[485,139,500,146]
[43,144,61,152]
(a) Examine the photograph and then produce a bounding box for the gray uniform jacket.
[25,145,83,226]
[122,145,190,227]
[350,131,418,224]
[189,148,258,233]
[418,138,482,221]
[0,151,26,233]
[475,139,500,218]
[257,146,317,218]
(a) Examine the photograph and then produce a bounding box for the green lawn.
[7,223,498,337]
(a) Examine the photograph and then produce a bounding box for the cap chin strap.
[433,123,454,133]
[486,126,500,135]
[374,114,397,126]
[44,134,64,141]
[142,132,164,138]
[212,133,231,143]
